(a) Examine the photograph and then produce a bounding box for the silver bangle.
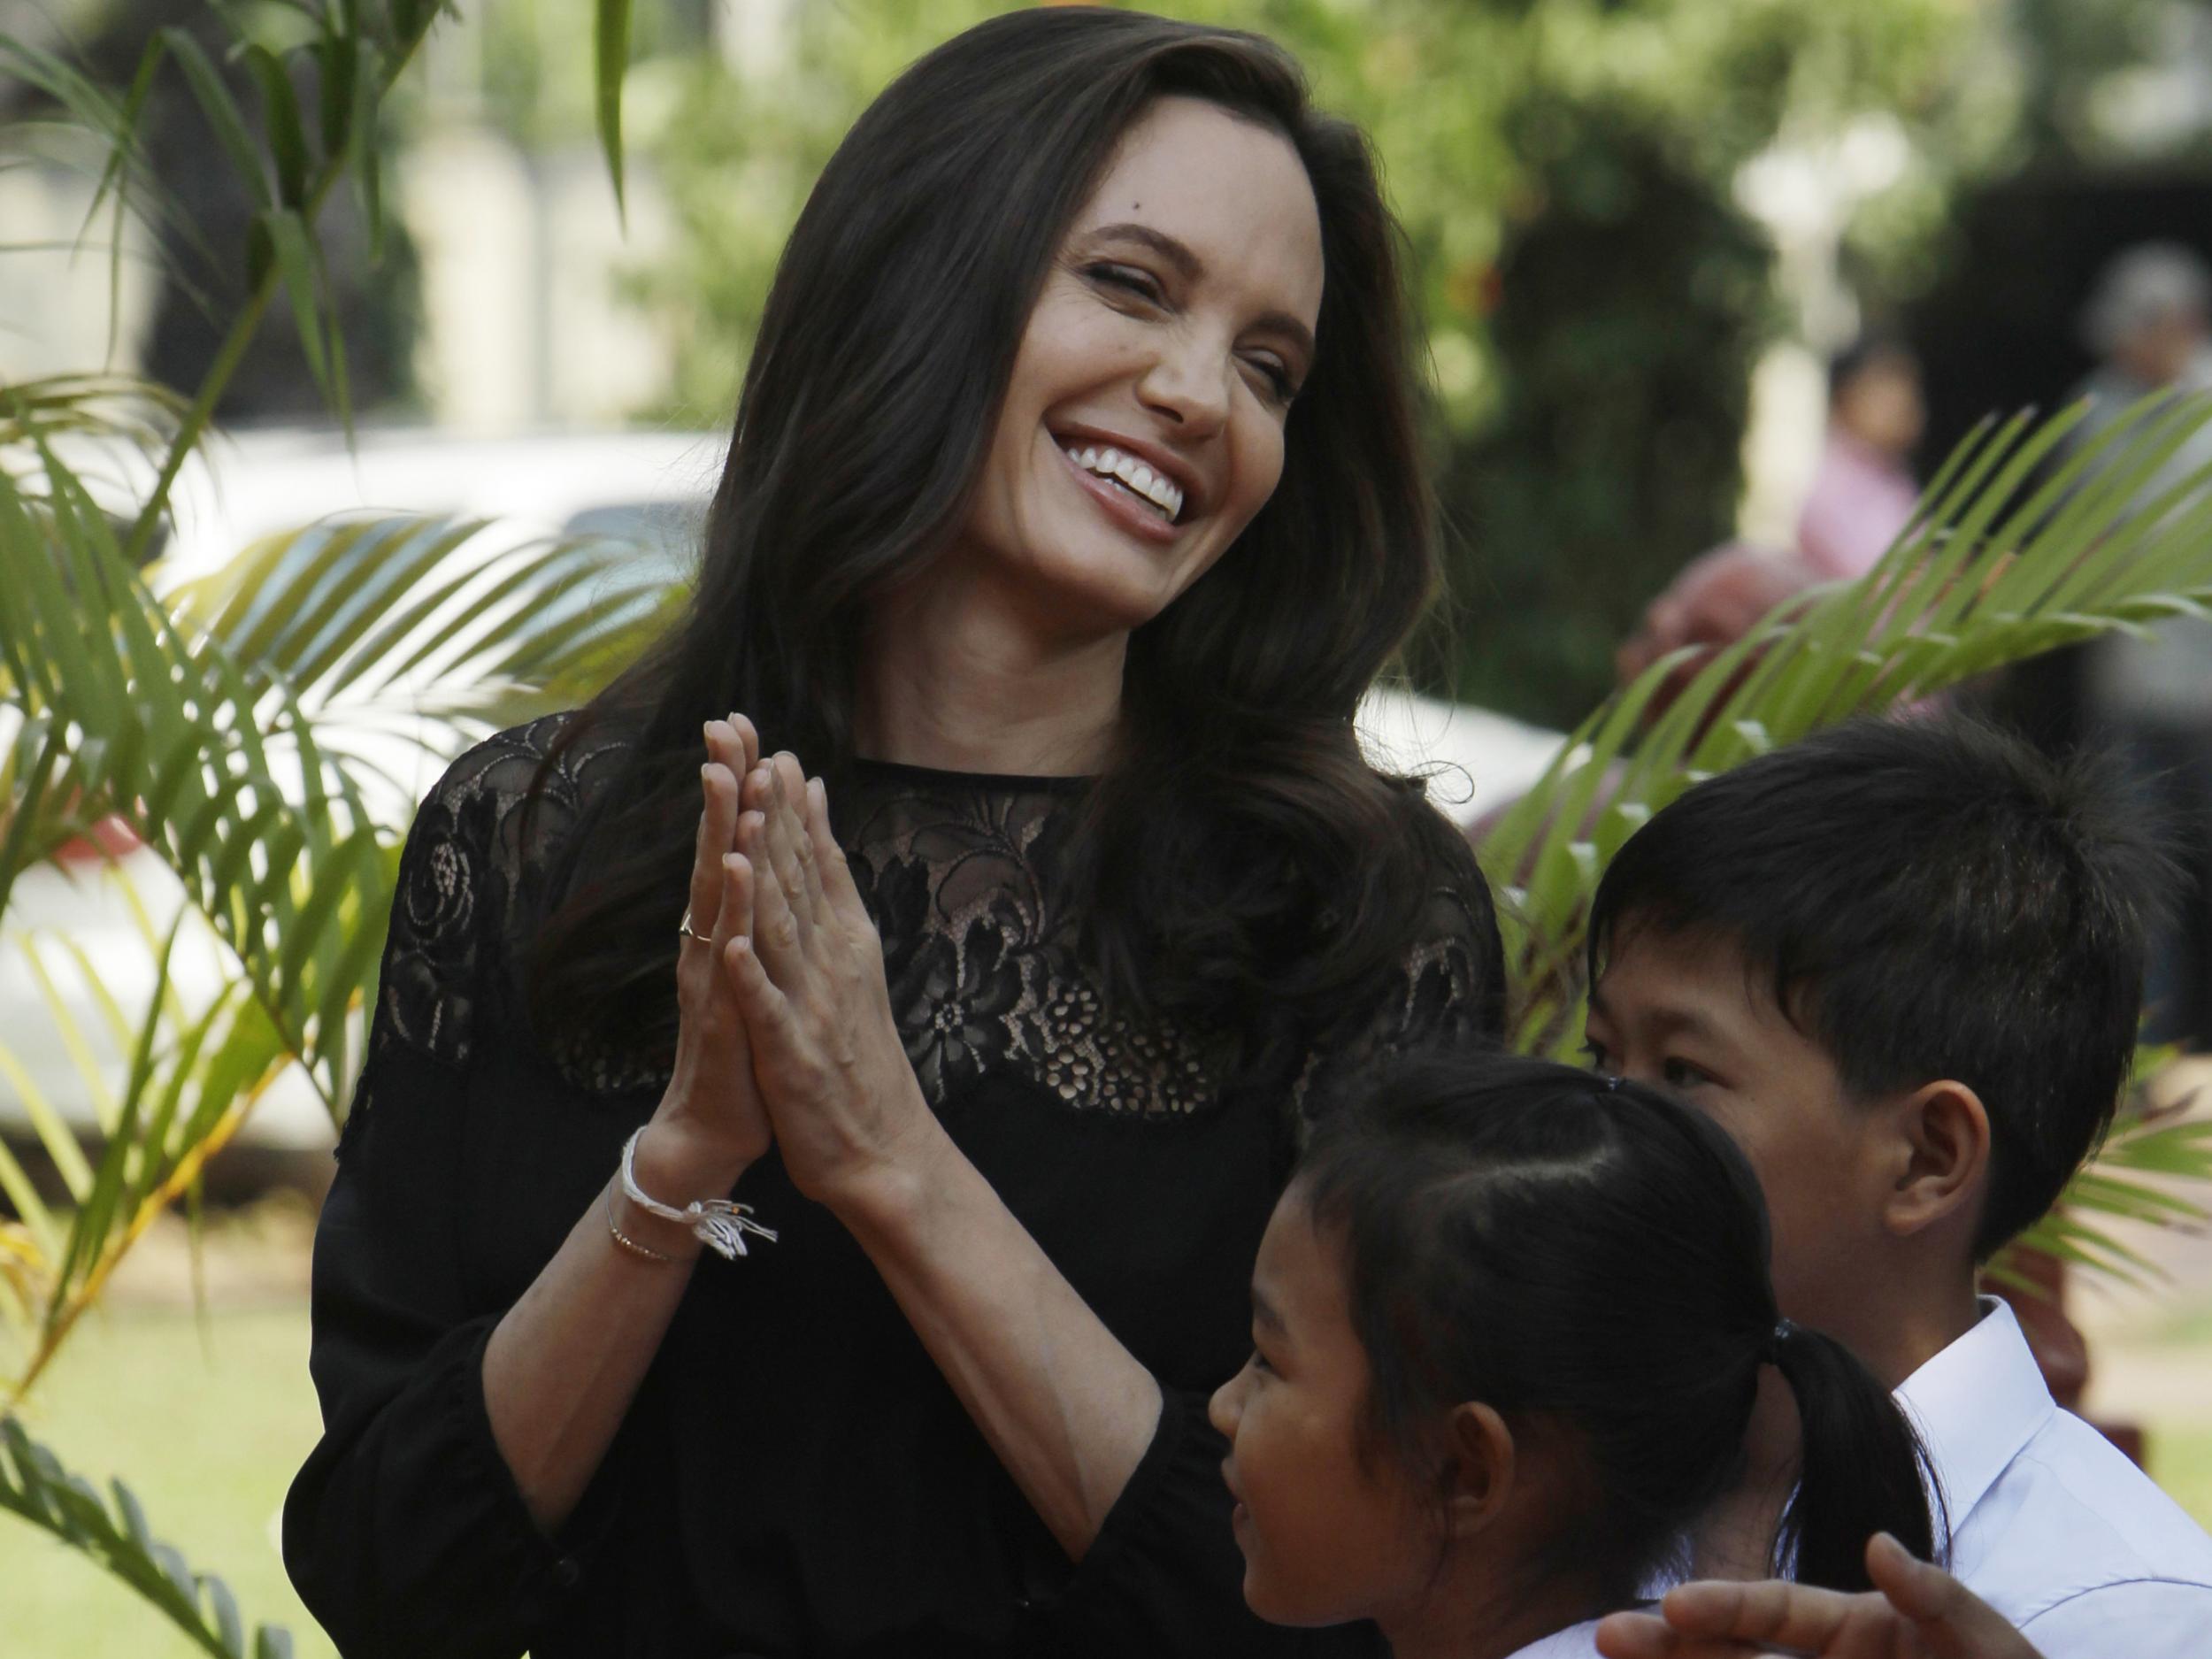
[618,1127,778,1261]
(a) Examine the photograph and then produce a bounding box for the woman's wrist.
[635,1107,758,1205]
[821,1094,957,1246]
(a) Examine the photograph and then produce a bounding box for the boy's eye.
[1661,1056,1714,1090]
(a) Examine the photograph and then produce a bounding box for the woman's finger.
[772,752,834,933]
[1662,1579,1899,1658]
[762,756,828,937]
[1594,1612,1774,1659]
[805,776,865,922]
[1865,1533,2032,1657]
[746,762,815,952]
[741,808,809,985]
[686,749,741,948]
[713,850,755,978]
[1868,1533,1950,1621]
[725,712,762,780]
[723,933,799,1061]
[704,718,756,807]
[1593,1610,1690,1657]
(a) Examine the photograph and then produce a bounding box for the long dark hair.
[1299,1050,1937,1606]
[527,8,1471,1065]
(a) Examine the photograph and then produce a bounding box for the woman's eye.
[1241,354,1298,405]
[1248,1346,1275,1377]
[1086,262,1163,303]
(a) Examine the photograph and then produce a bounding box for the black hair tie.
[1764,1317,1798,1365]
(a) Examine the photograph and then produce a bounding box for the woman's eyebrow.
[1086,222,1317,360]
[1089,221,1204,280]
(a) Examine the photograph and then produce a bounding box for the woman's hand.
[641,717,776,1194]
[719,753,941,1215]
[1594,1534,2041,1659]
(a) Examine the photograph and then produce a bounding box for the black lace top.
[285,715,1504,1659]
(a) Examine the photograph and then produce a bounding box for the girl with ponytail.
[1209,1051,1937,1658]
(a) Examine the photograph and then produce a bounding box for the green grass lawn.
[3,1302,2209,1657]
[0,1303,338,1659]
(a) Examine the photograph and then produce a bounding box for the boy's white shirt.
[1896,1295,2212,1655]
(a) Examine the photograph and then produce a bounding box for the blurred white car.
[4,426,1563,1153]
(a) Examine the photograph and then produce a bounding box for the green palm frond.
[1479,393,2212,1293]
[0,877,296,1395]
[1486,391,2212,1055]
[0,449,388,1110]
[1999,1114,2212,1293]
[0,374,183,454]
[0,419,681,1393]
[162,512,685,740]
[0,1416,294,1658]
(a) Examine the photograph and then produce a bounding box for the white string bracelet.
[618,1127,779,1261]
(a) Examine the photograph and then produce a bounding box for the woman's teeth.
[1065,442,1184,522]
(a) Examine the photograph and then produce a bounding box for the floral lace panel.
[847,777,1227,1118]
[367,721,1493,1120]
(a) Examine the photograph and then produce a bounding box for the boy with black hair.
[1581,715,2212,1656]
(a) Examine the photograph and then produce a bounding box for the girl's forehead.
[1255,1191,1352,1325]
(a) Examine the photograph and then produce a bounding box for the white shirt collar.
[1894,1296,2058,1527]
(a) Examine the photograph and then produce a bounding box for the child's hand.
[1593,1533,2042,1659]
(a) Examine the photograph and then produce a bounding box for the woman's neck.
[855,565,1127,776]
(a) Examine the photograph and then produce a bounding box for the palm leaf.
[0,411,681,1391]
[2000,1112,2212,1293]
[160,513,677,737]
[1486,393,2212,1056]
[0,1416,293,1659]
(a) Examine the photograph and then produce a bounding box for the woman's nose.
[1136,332,1233,436]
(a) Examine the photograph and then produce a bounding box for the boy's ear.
[1440,1402,1517,1540]
[1881,1079,1991,1240]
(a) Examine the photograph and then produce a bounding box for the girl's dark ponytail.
[1770,1319,1941,1591]
[1301,1051,1939,1610]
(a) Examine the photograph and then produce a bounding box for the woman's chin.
[1019,565,1197,640]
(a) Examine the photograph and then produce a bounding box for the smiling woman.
[281,11,1502,1658]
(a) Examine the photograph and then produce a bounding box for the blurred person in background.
[2069,242,2212,1048]
[1796,335,1926,581]
[280,11,1502,1659]
[1614,334,1924,700]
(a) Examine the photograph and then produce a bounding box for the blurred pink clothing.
[1796,432,1918,579]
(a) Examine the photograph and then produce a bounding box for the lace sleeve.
[290,716,627,1656]
[352,714,614,1113]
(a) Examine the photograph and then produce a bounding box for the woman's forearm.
[480,1118,754,1532]
[833,1113,1163,1561]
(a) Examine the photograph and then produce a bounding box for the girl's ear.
[1440,1401,1516,1539]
